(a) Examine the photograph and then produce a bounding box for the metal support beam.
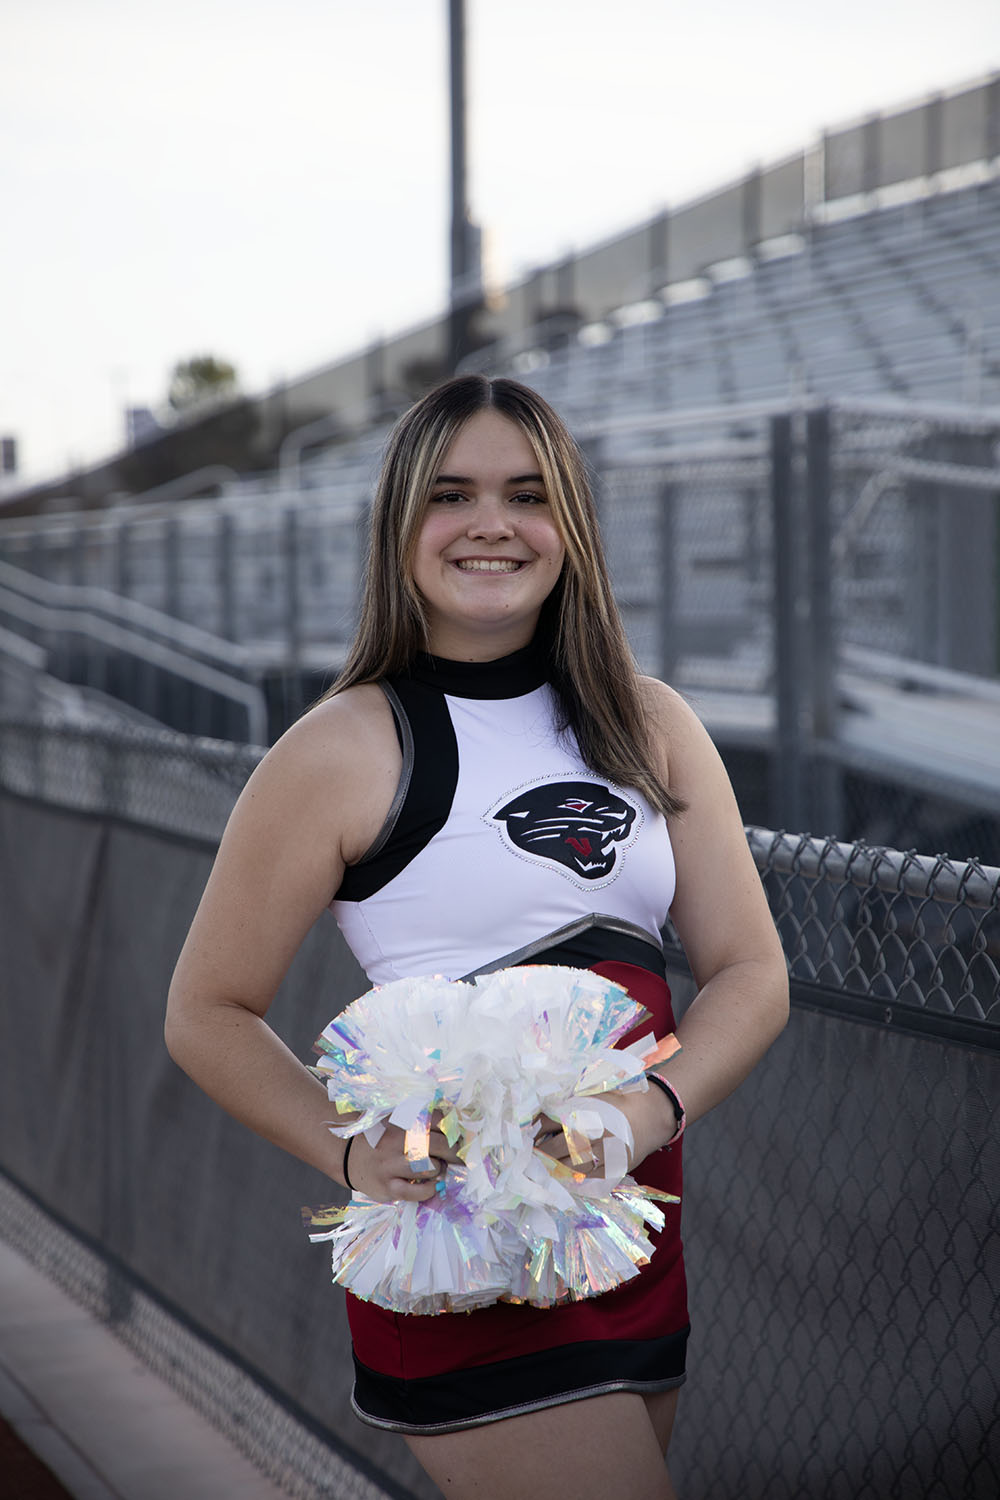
[217,511,237,643]
[447,0,481,370]
[770,413,805,831]
[806,407,842,838]
[283,506,303,725]
[658,483,678,686]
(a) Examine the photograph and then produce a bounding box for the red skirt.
[347,961,689,1434]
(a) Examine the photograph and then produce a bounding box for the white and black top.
[333,643,690,1435]
[331,642,676,983]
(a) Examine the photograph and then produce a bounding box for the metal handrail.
[0,486,367,538]
[0,621,46,669]
[131,465,239,505]
[839,643,1000,705]
[0,558,253,670]
[0,587,267,743]
[278,414,345,493]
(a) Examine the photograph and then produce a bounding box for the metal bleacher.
[0,176,998,849]
[509,179,1000,423]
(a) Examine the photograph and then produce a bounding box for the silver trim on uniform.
[351,1373,686,1435]
[351,681,414,866]
[459,913,664,982]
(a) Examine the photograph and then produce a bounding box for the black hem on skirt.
[351,1326,690,1435]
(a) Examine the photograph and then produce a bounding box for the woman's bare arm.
[640,678,789,1142]
[164,686,452,1202]
[542,679,789,1171]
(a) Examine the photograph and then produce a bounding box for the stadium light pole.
[447,0,482,372]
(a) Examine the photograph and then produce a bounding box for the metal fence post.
[909,477,940,663]
[284,505,302,723]
[217,511,237,642]
[578,436,605,520]
[71,523,98,693]
[770,413,805,831]
[354,499,371,641]
[114,519,131,598]
[164,517,181,621]
[658,482,678,685]
[933,428,998,676]
[806,407,842,838]
[72,525,87,588]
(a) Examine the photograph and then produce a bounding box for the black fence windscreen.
[0,719,997,1500]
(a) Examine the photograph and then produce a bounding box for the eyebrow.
[432,472,544,485]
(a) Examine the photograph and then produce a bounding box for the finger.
[400,1156,445,1182]
[427,1130,462,1163]
[391,1170,446,1203]
[352,1134,437,1199]
[536,1126,600,1168]
[405,1162,442,1183]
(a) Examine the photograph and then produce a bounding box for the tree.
[167,355,239,413]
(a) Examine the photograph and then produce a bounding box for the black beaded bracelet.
[646,1072,686,1145]
[342,1134,356,1192]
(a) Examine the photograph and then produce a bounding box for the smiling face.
[410,408,566,659]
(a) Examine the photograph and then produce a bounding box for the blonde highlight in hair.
[325,375,683,817]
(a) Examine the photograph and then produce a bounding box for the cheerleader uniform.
[330,641,688,1434]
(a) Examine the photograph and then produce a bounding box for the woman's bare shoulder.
[230,682,400,861]
[636,673,702,747]
[635,674,727,803]
[636,674,692,727]
[262,682,396,776]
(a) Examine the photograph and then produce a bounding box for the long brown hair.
[326,375,683,818]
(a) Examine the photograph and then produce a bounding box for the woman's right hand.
[345,1121,460,1203]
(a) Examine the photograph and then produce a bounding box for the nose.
[467,495,515,541]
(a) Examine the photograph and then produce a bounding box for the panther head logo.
[491,780,638,881]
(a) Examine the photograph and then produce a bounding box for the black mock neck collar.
[403,638,550,699]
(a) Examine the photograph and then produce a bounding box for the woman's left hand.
[533,1084,679,1178]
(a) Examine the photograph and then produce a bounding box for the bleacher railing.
[0,558,267,742]
[1,396,999,869]
[3,405,1000,843]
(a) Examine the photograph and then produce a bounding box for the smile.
[454,559,525,573]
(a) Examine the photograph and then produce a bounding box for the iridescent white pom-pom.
[304,966,679,1313]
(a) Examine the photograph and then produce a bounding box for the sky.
[2,0,998,484]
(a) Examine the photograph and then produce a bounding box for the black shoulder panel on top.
[334,677,459,903]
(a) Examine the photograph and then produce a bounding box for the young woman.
[166,375,788,1500]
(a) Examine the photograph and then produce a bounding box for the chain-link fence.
[590,400,1000,860]
[0,490,367,677]
[2,400,996,681]
[0,713,259,838]
[0,716,996,1499]
[598,438,773,690]
[595,402,1000,680]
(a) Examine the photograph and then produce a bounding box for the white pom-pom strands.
[303,966,681,1313]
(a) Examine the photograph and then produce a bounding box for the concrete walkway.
[0,1238,291,1500]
